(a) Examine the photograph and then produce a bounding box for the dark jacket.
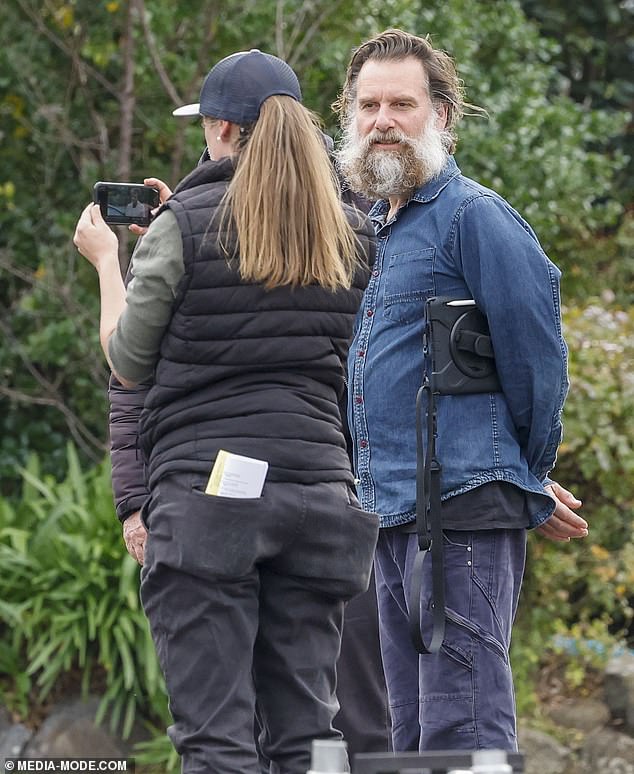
[108,379,150,521]
[109,160,373,520]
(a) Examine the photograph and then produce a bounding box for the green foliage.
[0,444,169,740]
[133,731,180,774]
[520,0,634,106]
[512,300,634,711]
[561,301,634,506]
[1,0,629,489]
[520,0,634,203]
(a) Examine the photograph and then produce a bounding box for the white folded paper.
[205,450,268,498]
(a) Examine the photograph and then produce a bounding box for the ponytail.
[220,96,363,290]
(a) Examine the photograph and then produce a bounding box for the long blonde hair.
[217,96,362,290]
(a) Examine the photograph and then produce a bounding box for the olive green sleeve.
[108,209,184,383]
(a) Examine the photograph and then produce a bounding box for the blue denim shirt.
[348,157,568,530]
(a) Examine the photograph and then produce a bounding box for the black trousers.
[254,572,391,771]
[334,571,391,758]
[140,474,379,774]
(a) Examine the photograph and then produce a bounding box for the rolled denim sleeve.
[452,194,569,481]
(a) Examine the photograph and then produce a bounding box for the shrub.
[0,445,169,739]
[512,299,634,713]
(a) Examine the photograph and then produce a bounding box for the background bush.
[0,445,169,743]
[512,299,634,713]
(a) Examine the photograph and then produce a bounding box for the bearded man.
[334,28,588,754]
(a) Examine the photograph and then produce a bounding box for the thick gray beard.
[336,115,450,202]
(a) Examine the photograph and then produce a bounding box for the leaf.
[113,625,136,690]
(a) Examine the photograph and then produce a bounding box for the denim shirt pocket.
[383,247,435,324]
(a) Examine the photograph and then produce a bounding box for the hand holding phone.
[128,177,173,236]
[93,181,160,227]
[73,203,119,271]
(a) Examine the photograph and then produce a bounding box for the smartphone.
[93,181,160,227]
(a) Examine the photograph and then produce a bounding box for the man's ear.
[434,102,448,130]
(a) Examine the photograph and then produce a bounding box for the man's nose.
[374,105,395,132]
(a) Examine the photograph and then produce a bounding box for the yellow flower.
[1,181,15,198]
[590,544,610,561]
[54,6,74,29]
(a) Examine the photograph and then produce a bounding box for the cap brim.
[172,103,200,116]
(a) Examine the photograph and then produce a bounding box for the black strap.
[407,381,446,654]
[407,297,498,654]
[454,328,494,359]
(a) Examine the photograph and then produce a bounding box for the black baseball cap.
[172,49,302,123]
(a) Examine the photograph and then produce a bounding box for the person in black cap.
[74,49,380,773]
[108,148,391,766]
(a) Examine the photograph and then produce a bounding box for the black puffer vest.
[139,157,374,487]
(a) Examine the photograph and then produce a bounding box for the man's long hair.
[216,96,362,290]
[333,28,469,154]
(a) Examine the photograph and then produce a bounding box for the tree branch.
[15,0,120,100]
[0,385,106,461]
[137,0,184,106]
[286,0,349,70]
[0,314,107,460]
[276,0,287,60]
[169,3,221,185]
[116,0,139,270]
[0,254,110,409]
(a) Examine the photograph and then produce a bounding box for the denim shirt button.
[366,309,374,317]
[360,440,368,448]
[355,396,363,404]
[373,270,379,277]
[357,350,365,357]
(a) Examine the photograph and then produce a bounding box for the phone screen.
[93,182,160,226]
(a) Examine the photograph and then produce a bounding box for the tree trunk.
[116,0,138,275]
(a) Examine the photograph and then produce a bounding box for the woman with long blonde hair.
[74,49,378,774]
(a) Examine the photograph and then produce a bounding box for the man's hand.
[536,481,588,542]
[122,509,147,565]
